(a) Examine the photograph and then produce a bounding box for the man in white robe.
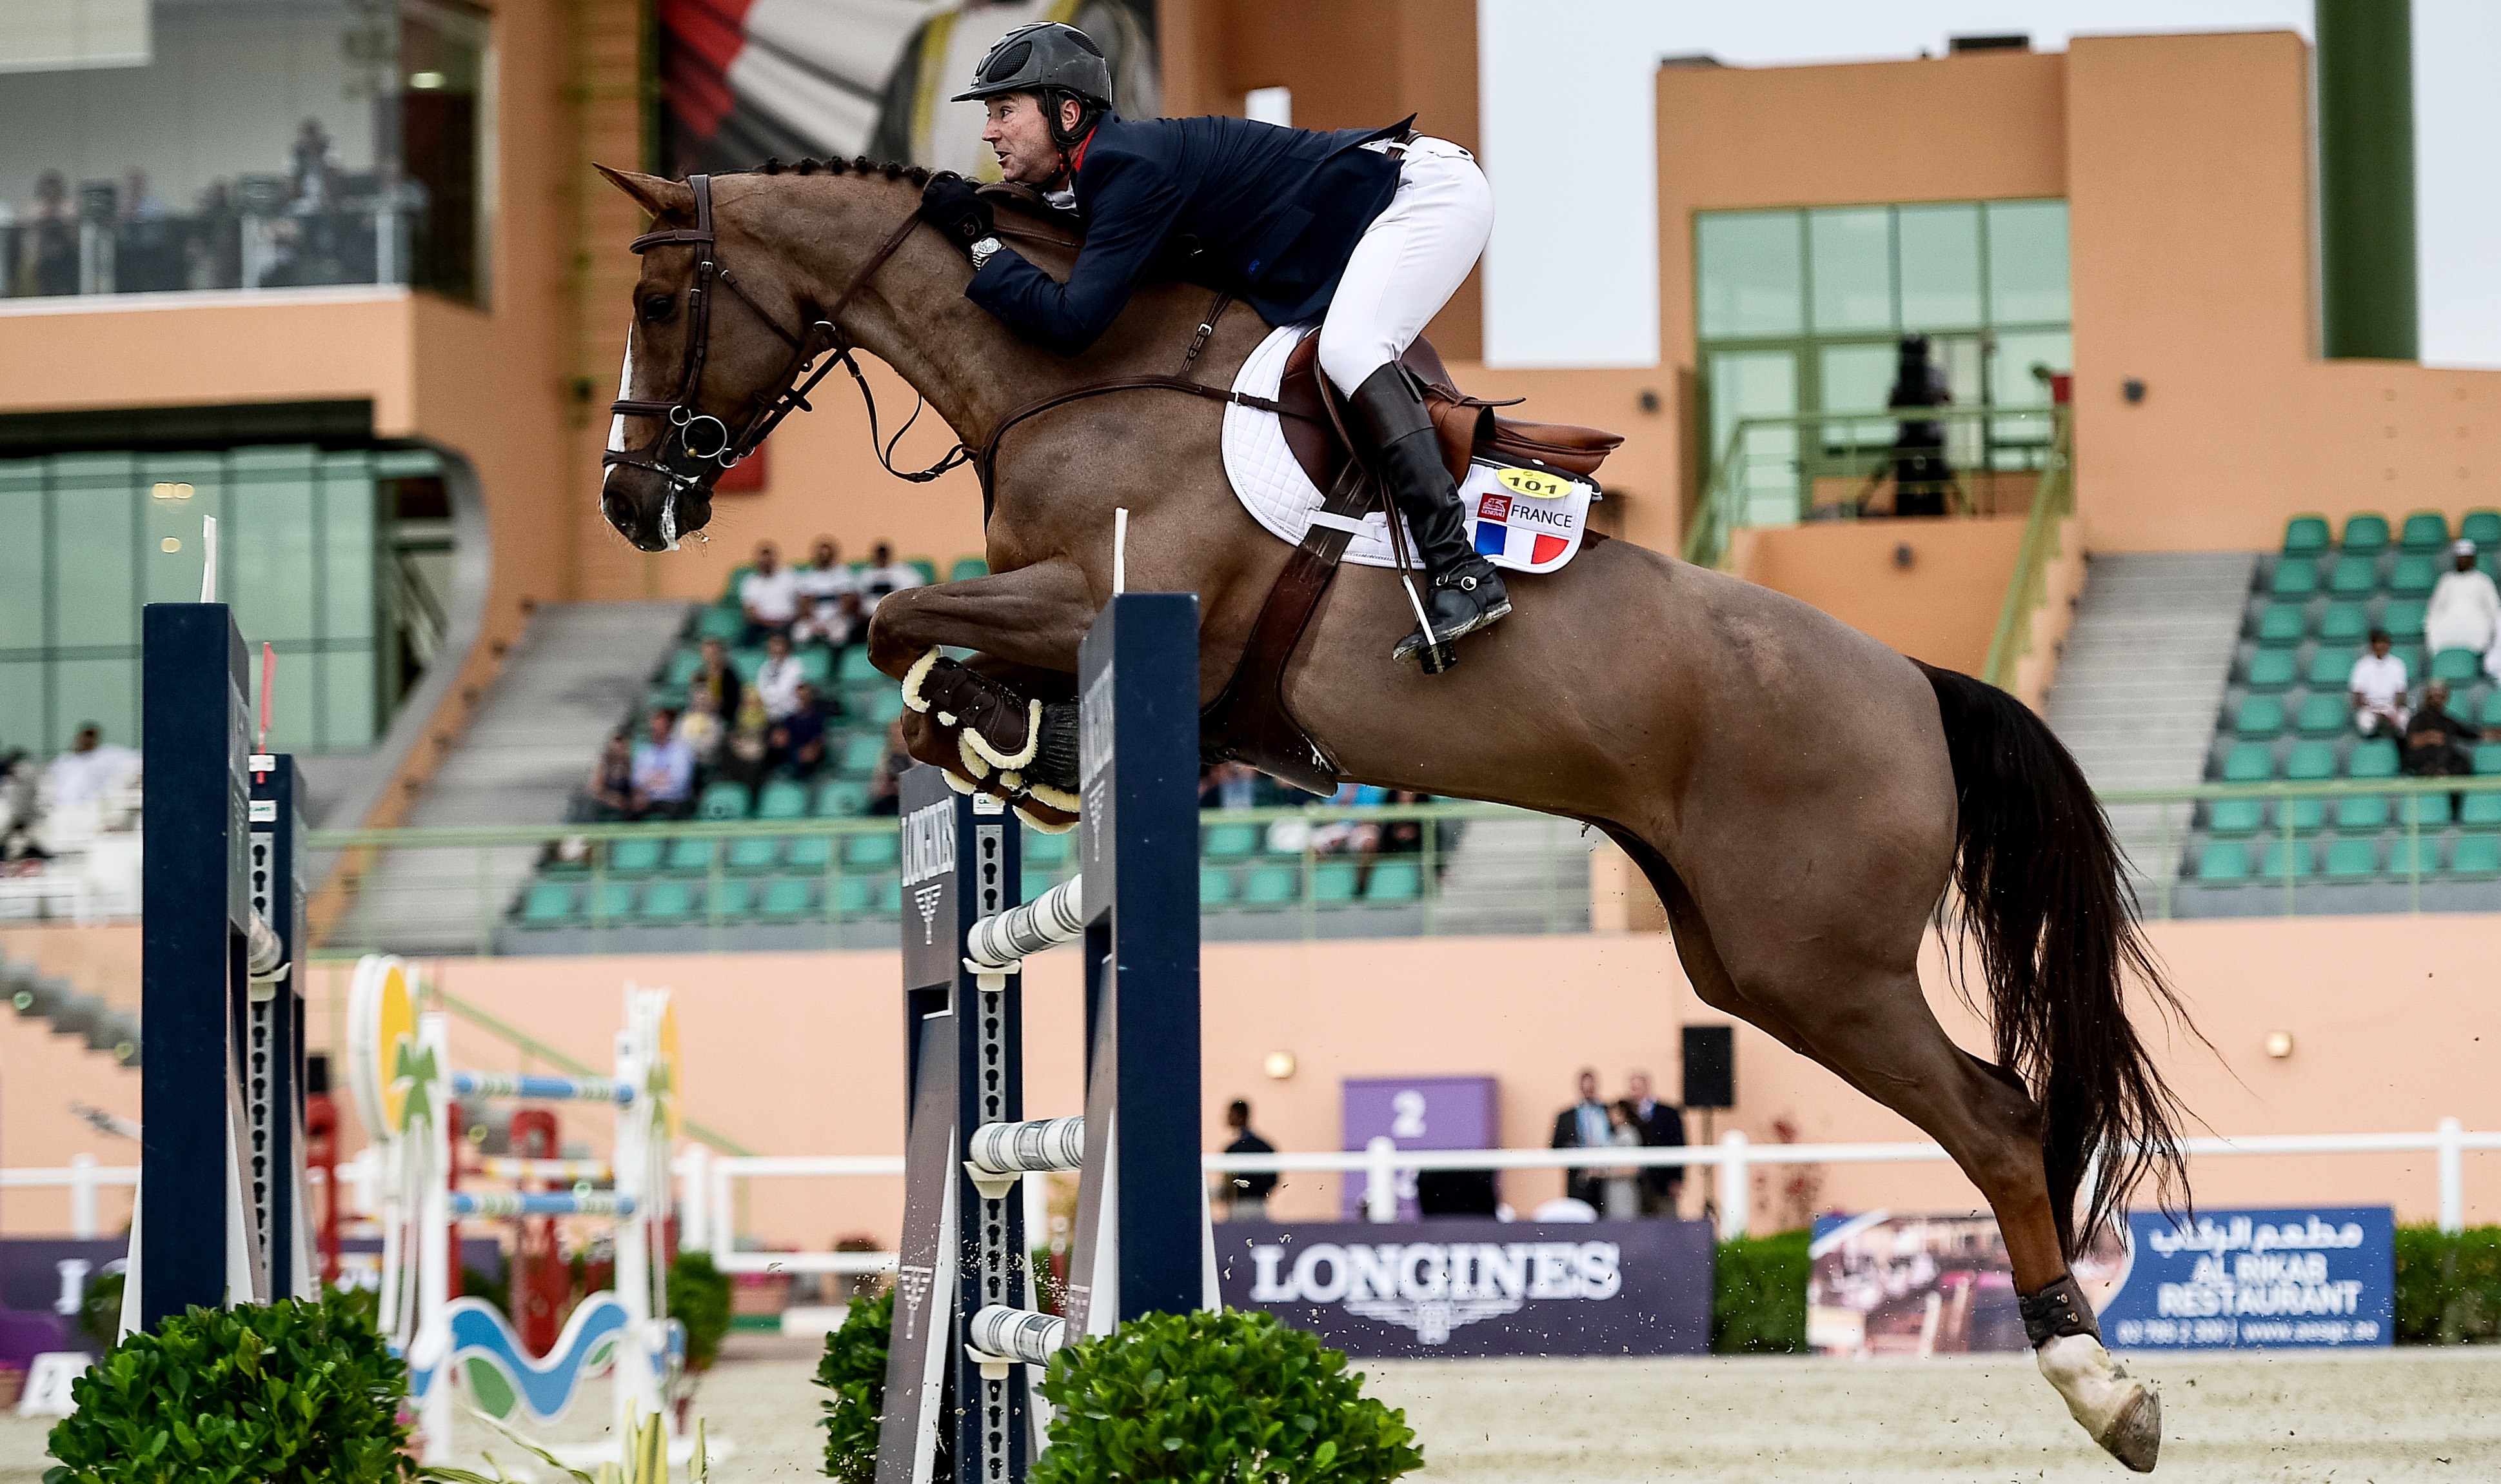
[2424,538,2501,680]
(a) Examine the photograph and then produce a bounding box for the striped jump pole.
[877,592,1206,1484]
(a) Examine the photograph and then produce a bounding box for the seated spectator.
[867,718,912,816]
[860,542,924,611]
[715,689,772,791]
[2426,539,2501,678]
[2402,678,2480,778]
[1308,780,1387,856]
[755,631,806,720]
[1375,789,1430,856]
[582,731,635,821]
[739,540,802,644]
[629,709,696,820]
[677,689,726,775]
[1199,761,1269,811]
[796,536,856,606]
[795,589,867,651]
[689,636,742,721]
[2349,629,2409,737]
[770,683,832,779]
[44,724,141,812]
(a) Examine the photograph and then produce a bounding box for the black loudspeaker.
[1681,1025,1734,1109]
[306,1053,331,1096]
[1416,1169,1501,1218]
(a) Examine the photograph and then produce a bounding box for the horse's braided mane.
[750,155,932,187]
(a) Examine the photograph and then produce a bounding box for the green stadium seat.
[2281,796,2326,832]
[758,878,816,921]
[695,605,744,643]
[664,837,716,876]
[1365,860,1423,902]
[2221,743,2275,782]
[609,836,666,876]
[518,881,575,927]
[2341,513,2390,554]
[2206,798,2263,836]
[786,835,835,872]
[2327,555,2378,596]
[644,684,687,715]
[2323,838,2378,879]
[2348,741,2400,779]
[2462,510,2501,548]
[948,556,991,581]
[720,564,755,602]
[2281,515,2331,556]
[588,880,636,924]
[2453,835,2501,876]
[1023,828,1070,867]
[729,646,767,682]
[638,880,698,924]
[1020,869,1062,903]
[2259,838,2313,880]
[2478,743,2501,775]
[697,780,752,820]
[2317,602,2368,644]
[2399,511,2450,553]
[1311,862,1361,904]
[837,647,882,686]
[2233,696,2286,738]
[2397,644,2426,678]
[726,835,780,875]
[2307,648,2358,688]
[2245,651,2297,692]
[842,833,900,872]
[1240,864,1298,909]
[541,847,592,879]
[906,558,938,585]
[2462,793,2501,829]
[2389,554,2437,597]
[2334,795,2387,831]
[2195,842,2250,882]
[1202,822,1260,862]
[2398,793,2453,828]
[2386,836,2441,877]
[817,780,871,817]
[2380,599,2427,642]
[2432,648,2483,684]
[757,778,811,820]
[1200,866,1234,906]
[2255,604,2306,648]
[2294,693,2347,738]
[666,648,704,686]
[839,733,886,778]
[851,688,900,725]
[2269,559,2319,598]
[830,876,876,916]
[2480,692,2501,728]
[711,878,756,920]
[875,877,904,915]
[2286,742,2337,782]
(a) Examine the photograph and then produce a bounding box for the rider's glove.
[918,174,995,257]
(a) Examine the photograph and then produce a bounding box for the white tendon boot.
[2026,1271,2160,1473]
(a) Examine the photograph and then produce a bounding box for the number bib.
[1459,460,1597,575]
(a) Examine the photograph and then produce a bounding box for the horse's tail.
[1916,662,2195,1258]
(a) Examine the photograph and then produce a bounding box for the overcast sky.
[1477,1,2501,370]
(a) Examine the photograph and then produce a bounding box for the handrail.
[1982,404,2077,689]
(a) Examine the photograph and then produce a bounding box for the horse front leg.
[867,561,1097,827]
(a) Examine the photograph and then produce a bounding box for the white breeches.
[1316,136,1494,394]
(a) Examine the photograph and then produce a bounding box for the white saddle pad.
[1221,325,1596,574]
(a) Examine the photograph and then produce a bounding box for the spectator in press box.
[691,636,743,722]
[2349,629,2410,737]
[1218,1099,1278,1221]
[771,683,831,780]
[583,731,635,821]
[755,631,806,720]
[739,541,802,644]
[1547,1069,1612,1212]
[1625,1069,1688,1217]
[629,709,696,820]
[2426,538,2501,679]
[859,542,924,610]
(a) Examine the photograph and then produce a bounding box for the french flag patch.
[1460,463,1594,575]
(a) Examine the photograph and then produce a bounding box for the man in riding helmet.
[914,21,1505,670]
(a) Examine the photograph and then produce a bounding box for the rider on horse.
[913,20,1507,671]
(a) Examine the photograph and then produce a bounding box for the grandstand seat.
[1022,869,1060,902]
[1365,860,1423,903]
[1202,822,1260,862]
[711,878,756,920]
[2381,599,2427,642]
[2334,795,2387,831]
[2398,793,2453,828]
[842,833,900,872]
[2462,793,2501,829]
[697,780,752,820]
[2233,696,2285,738]
[2259,838,2313,880]
[2340,513,2391,554]
[2280,796,2326,833]
[2389,554,2437,597]
[2432,648,2484,684]
[2254,604,2306,647]
[664,837,716,875]
[2348,741,2399,780]
[695,606,744,643]
[2480,692,2501,729]
[729,647,767,683]
[757,778,811,820]
[2462,510,2501,548]
[517,881,575,927]
[666,648,704,686]
[2317,602,2368,644]
[2245,651,2297,692]
[638,880,698,924]
[2453,835,2501,876]
[2221,743,2275,782]
[948,556,991,581]
[2322,838,2378,879]
[2386,836,2442,877]
[816,780,871,817]
[541,847,591,879]
[837,648,882,686]
[838,733,886,778]
[720,564,755,601]
[2293,693,2346,738]
[2399,511,2451,554]
[726,835,780,875]
[1240,864,1298,908]
[588,880,637,924]
[644,685,687,714]
[609,836,666,876]
[1024,829,1070,868]
[1311,862,1361,904]
[2478,743,2501,774]
[758,878,816,922]
[907,558,938,585]
[2195,841,2250,883]
[2206,798,2264,836]
[2306,648,2358,688]
[2327,555,2378,596]
[785,835,835,872]
[875,877,904,915]
[2286,742,2337,781]
[856,688,902,726]
[1200,867,1234,906]
[2397,644,2426,677]
[2281,514,2331,556]
[2269,559,2319,598]
[830,876,876,916]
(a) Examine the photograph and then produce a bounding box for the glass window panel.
[52,655,136,754]
[1815,343,1903,471]
[1708,350,1799,528]
[322,464,376,642]
[52,461,136,648]
[1697,211,1803,339]
[0,466,46,652]
[0,660,46,757]
[1808,208,1893,333]
[1988,200,2070,324]
[1992,330,2074,410]
[1897,204,1982,331]
[320,648,376,750]
[256,643,320,754]
[230,473,319,646]
[141,454,226,608]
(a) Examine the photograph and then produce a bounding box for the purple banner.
[1339,1076,1498,1220]
[1215,1218,1712,1358]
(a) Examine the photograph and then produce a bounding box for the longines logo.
[899,800,956,887]
[1247,1240,1624,1345]
[913,884,944,944]
[896,1261,935,1340]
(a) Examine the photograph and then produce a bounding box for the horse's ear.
[596,164,695,223]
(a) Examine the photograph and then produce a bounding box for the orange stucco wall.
[1730,515,2027,675]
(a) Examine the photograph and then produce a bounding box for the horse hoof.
[2036,1334,2159,1473]
[2102,1385,2161,1472]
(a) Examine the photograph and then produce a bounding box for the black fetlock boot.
[1346,362,1510,672]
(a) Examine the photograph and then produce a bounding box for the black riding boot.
[1347,362,1510,672]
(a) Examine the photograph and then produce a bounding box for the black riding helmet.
[951,21,1112,146]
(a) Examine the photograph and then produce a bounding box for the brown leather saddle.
[1270,331,1620,493]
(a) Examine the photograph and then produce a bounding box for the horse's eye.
[638,293,675,323]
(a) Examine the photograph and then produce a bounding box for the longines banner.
[1214,1219,1713,1359]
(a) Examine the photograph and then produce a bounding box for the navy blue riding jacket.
[966,112,1410,356]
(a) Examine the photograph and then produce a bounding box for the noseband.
[605,172,945,502]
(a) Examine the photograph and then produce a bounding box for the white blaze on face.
[606,325,635,460]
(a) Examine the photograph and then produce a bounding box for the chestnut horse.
[597,161,2189,1470]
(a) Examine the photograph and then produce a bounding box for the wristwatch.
[969,236,1004,272]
